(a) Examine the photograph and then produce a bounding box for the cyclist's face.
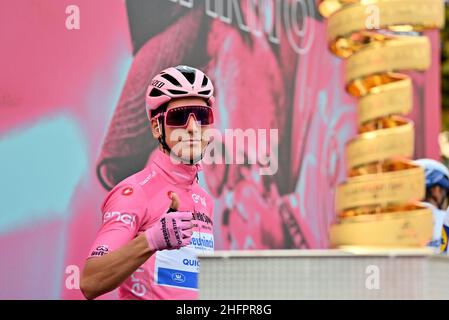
[162,97,212,162]
[428,186,449,210]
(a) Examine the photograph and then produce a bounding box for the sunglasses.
[160,106,214,127]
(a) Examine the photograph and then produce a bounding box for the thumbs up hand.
[144,191,194,251]
[167,191,180,213]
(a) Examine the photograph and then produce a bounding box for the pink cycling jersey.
[88,148,214,300]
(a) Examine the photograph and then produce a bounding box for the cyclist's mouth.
[182,139,201,146]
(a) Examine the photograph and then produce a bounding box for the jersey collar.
[152,148,202,186]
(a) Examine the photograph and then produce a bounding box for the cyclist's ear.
[150,118,162,139]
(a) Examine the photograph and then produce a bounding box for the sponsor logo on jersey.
[190,234,214,250]
[192,193,206,207]
[122,187,133,196]
[130,267,147,297]
[192,211,213,225]
[154,232,214,290]
[103,211,136,228]
[171,272,186,284]
[428,238,443,247]
[428,226,449,254]
[157,267,197,289]
[139,170,156,186]
[183,258,200,267]
[91,245,109,257]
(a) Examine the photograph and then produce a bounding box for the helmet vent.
[201,75,209,87]
[168,89,188,95]
[161,73,182,87]
[149,88,164,97]
[182,71,195,85]
[198,90,211,96]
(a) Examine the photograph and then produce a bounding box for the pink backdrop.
[0,0,441,299]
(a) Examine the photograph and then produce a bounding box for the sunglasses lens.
[194,107,214,125]
[165,106,214,126]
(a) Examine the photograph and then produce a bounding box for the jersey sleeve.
[87,183,147,259]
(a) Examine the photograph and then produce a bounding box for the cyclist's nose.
[186,114,199,133]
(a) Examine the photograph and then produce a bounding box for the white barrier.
[198,248,449,300]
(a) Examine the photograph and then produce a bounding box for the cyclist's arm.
[81,233,153,300]
[80,184,149,300]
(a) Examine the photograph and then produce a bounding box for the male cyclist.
[415,159,449,254]
[80,65,215,300]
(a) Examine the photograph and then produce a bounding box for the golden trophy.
[318,0,446,247]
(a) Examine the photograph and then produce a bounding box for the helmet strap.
[157,115,171,154]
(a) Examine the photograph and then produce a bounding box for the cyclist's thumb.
[167,191,180,212]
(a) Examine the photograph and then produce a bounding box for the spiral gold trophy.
[319,0,445,247]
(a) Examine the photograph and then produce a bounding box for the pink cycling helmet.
[145,65,215,119]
